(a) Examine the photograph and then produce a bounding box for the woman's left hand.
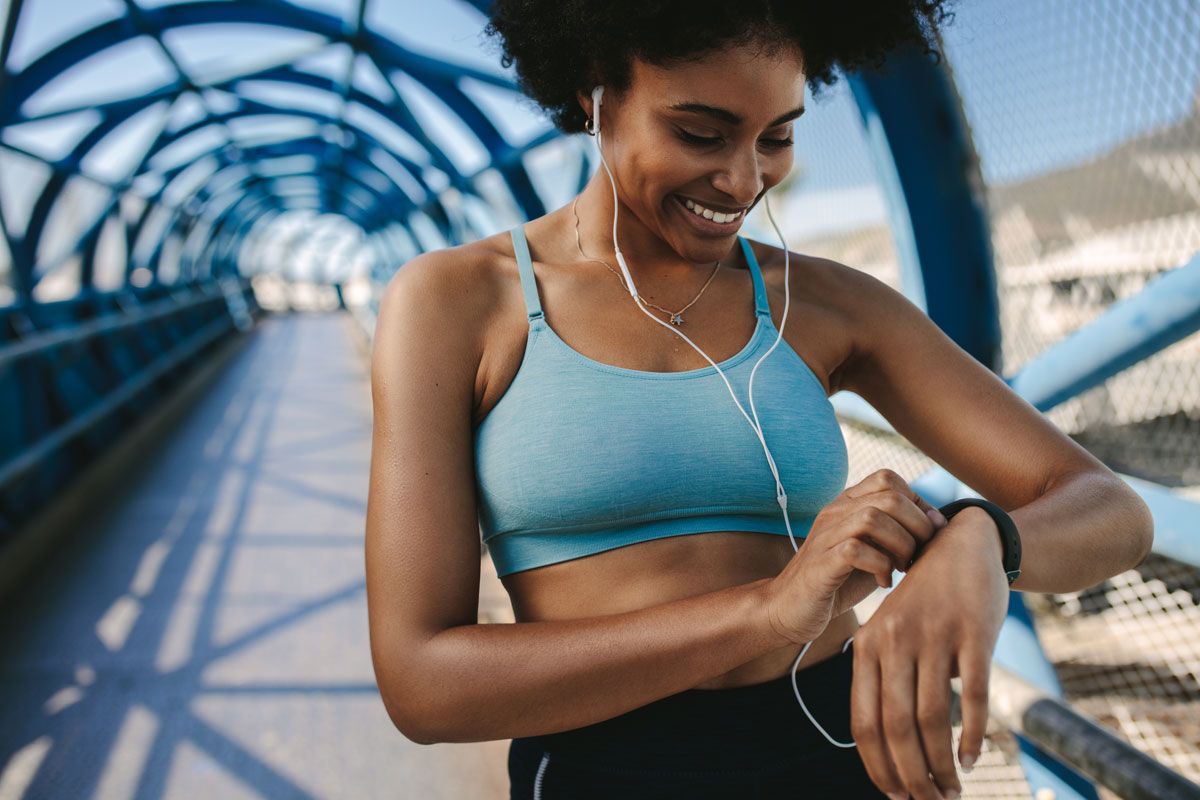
[848,507,1011,800]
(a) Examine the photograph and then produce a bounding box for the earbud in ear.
[590,85,604,135]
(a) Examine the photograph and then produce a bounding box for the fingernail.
[960,752,976,772]
[887,793,907,800]
[929,508,949,527]
[944,790,960,800]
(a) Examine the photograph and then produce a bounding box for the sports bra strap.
[510,224,544,321]
[738,236,771,318]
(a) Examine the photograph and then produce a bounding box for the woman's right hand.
[763,469,948,645]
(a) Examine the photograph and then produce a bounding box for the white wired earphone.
[587,84,857,748]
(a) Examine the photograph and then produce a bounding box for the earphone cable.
[589,86,856,748]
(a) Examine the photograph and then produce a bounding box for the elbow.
[391,705,440,745]
[370,631,453,744]
[371,635,478,745]
[380,687,444,746]
[1101,478,1154,573]
[384,688,489,746]
[374,655,448,745]
[402,726,442,747]
[1126,490,1155,569]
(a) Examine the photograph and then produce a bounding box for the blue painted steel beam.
[1010,252,1200,412]
[1122,473,1200,567]
[112,105,433,275]
[0,0,549,295]
[847,45,999,370]
[18,86,424,281]
[157,136,407,225]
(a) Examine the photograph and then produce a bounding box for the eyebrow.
[669,102,806,127]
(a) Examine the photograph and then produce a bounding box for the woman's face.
[583,41,806,264]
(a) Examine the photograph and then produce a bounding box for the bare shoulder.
[375,233,517,360]
[373,231,526,423]
[742,237,869,396]
[376,235,510,329]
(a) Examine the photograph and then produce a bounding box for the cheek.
[623,151,690,201]
[620,129,692,182]
[766,154,795,186]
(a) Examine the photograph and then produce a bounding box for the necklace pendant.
[670,313,684,326]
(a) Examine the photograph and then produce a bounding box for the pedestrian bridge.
[1,1,1198,798]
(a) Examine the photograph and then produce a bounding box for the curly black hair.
[482,0,956,134]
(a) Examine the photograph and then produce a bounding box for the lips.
[671,194,745,234]
[677,195,748,216]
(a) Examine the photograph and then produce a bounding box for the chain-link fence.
[759,0,1200,795]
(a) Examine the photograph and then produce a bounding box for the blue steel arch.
[0,0,554,302]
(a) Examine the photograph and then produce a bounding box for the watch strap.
[938,497,1023,585]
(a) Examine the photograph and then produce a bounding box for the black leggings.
[508,641,889,799]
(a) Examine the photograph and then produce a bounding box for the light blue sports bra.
[473,224,849,577]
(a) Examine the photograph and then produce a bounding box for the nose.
[709,145,763,208]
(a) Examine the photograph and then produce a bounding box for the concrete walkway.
[0,312,511,800]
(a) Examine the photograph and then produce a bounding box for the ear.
[575,88,594,123]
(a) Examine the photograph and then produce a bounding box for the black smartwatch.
[938,498,1023,585]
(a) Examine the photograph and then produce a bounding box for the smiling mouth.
[672,194,747,225]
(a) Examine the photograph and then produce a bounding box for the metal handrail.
[0,316,235,492]
[985,662,1200,800]
[0,285,231,369]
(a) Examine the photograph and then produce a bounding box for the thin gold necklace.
[571,195,721,326]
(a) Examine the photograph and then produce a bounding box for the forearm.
[946,471,1154,594]
[397,577,786,744]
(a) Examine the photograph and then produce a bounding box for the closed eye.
[677,130,721,146]
[677,130,793,149]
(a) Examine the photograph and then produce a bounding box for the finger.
[917,650,962,799]
[956,640,992,774]
[851,510,921,573]
[866,469,949,531]
[908,489,948,528]
[843,468,897,498]
[831,469,943,532]
[869,488,940,544]
[878,470,948,524]
[850,639,905,797]
[882,652,944,799]
[853,494,938,567]
[829,537,896,590]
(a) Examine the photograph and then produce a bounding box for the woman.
[364,2,1155,798]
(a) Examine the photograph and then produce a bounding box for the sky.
[1,0,1197,272]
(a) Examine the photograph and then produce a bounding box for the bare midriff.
[499,530,859,689]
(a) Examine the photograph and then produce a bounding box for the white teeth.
[680,196,742,224]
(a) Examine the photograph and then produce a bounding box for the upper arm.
[364,249,487,734]
[836,266,1112,510]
